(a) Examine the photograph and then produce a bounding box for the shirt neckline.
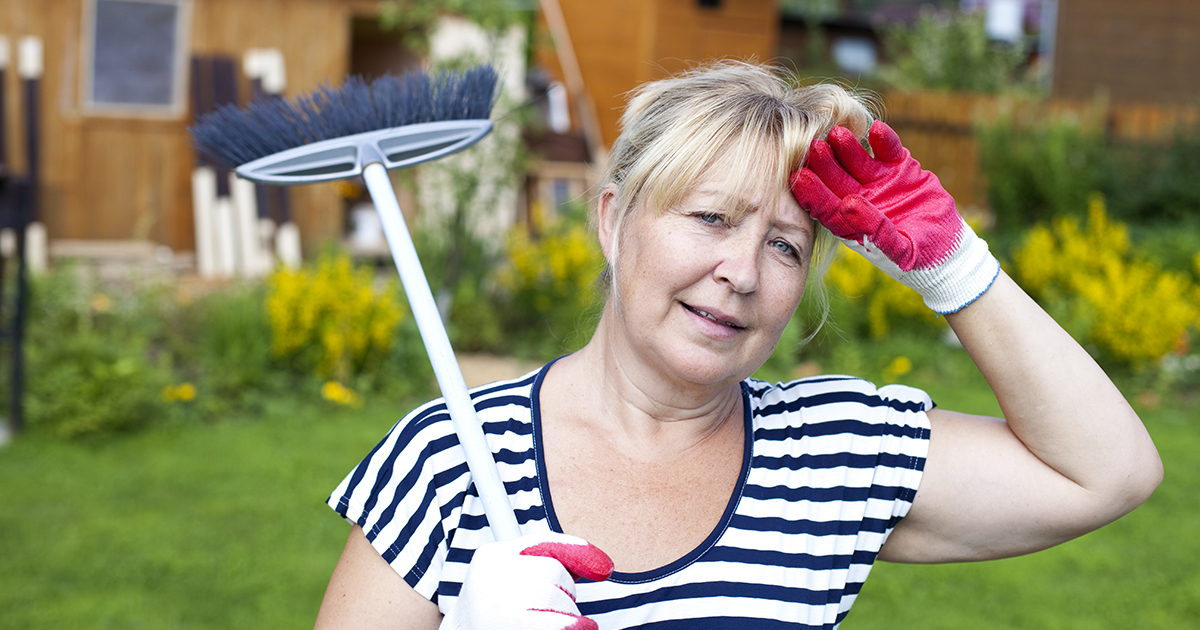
[530,357,755,583]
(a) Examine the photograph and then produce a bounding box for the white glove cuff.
[848,221,1000,315]
[907,223,1000,314]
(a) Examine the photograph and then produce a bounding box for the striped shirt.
[328,361,932,629]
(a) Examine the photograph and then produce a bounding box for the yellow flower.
[175,383,196,402]
[162,383,197,403]
[502,219,603,321]
[1010,193,1200,366]
[883,356,913,382]
[827,247,943,337]
[90,293,112,313]
[321,380,363,408]
[266,252,403,380]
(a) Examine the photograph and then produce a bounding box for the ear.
[596,182,620,265]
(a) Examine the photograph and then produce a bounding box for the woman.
[314,62,1162,629]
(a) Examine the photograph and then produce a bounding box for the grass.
[845,393,1200,629]
[1,343,1197,629]
[0,396,420,630]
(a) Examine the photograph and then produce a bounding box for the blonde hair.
[599,60,877,331]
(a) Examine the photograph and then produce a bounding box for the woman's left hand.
[794,120,1162,564]
[790,120,998,314]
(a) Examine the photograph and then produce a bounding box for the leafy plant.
[378,0,524,52]
[23,266,172,438]
[879,8,1033,94]
[170,282,289,418]
[824,246,946,339]
[1099,126,1200,225]
[497,200,605,359]
[977,106,1108,230]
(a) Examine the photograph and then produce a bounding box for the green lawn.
[1,373,1196,628]
[0,398,411,629]
[846,397,1200,629]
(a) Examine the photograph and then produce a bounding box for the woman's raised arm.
[881,271,1162,562]
[791,120,1162,563]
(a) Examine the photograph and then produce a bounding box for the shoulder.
[744,374,933,419]
[741,375,932,509]
[329,365,548,515]
[741,374,932,463]
[406,365,546,433]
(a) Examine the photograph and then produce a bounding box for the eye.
[695,212,725,226]
[771,239,798,257]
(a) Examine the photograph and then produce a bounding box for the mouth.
[683,303,746,330]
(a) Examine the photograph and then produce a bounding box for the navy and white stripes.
[328,364,931,628]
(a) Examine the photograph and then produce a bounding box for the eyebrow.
[774,219,813,241]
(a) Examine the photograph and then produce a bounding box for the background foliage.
[878,7,1035,94]
[4,4,1198,627]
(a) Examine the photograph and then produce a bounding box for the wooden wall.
[0,0,379,254]
[1053,0,1200,103]
[541,0,779,151]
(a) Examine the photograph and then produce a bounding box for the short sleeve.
[326,398,471,601]
[872,383,934,524]
[745,375,933,552]
[325,367,546,608]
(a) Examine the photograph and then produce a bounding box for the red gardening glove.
[790,120,999,314]
[440,532,614,630]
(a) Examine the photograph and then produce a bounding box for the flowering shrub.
[498,213,605,357]
[266,253,404,381]
[825,246,945,338]
[1011,194,1200,366]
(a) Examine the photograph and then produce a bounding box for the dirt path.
[456,353,542,389]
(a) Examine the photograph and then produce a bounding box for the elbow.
[1132,448,1164,506]
[1111,441,1164,516]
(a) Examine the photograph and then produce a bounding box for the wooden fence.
[879,90,1200,214]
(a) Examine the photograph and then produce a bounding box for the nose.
[715,232,760,294]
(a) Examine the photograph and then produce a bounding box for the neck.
[554,313,745,461]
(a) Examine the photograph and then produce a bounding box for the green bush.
[1101,129,1200,225]
[24,267,172,438]
[172,282,292,418]
[977,108,1108,230]
[19,256,438,440]
[879,8,1033,94]
[978,106,1200,233]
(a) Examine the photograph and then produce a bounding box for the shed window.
[84,0,191,116]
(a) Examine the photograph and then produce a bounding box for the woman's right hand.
[790,120,999,314]
[441,532,614,630]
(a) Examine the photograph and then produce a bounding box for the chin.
[657,346,761,389]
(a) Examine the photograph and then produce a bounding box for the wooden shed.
[535,0,780,154]
[0,0,417,261]
[523,0,779,221]
[1052,0,1200,103]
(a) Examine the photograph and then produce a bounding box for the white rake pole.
[361,161,522,543]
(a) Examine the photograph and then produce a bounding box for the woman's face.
[601,164,814,389]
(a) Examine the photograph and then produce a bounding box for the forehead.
[679,149,808,221]
[653,127,796,206]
